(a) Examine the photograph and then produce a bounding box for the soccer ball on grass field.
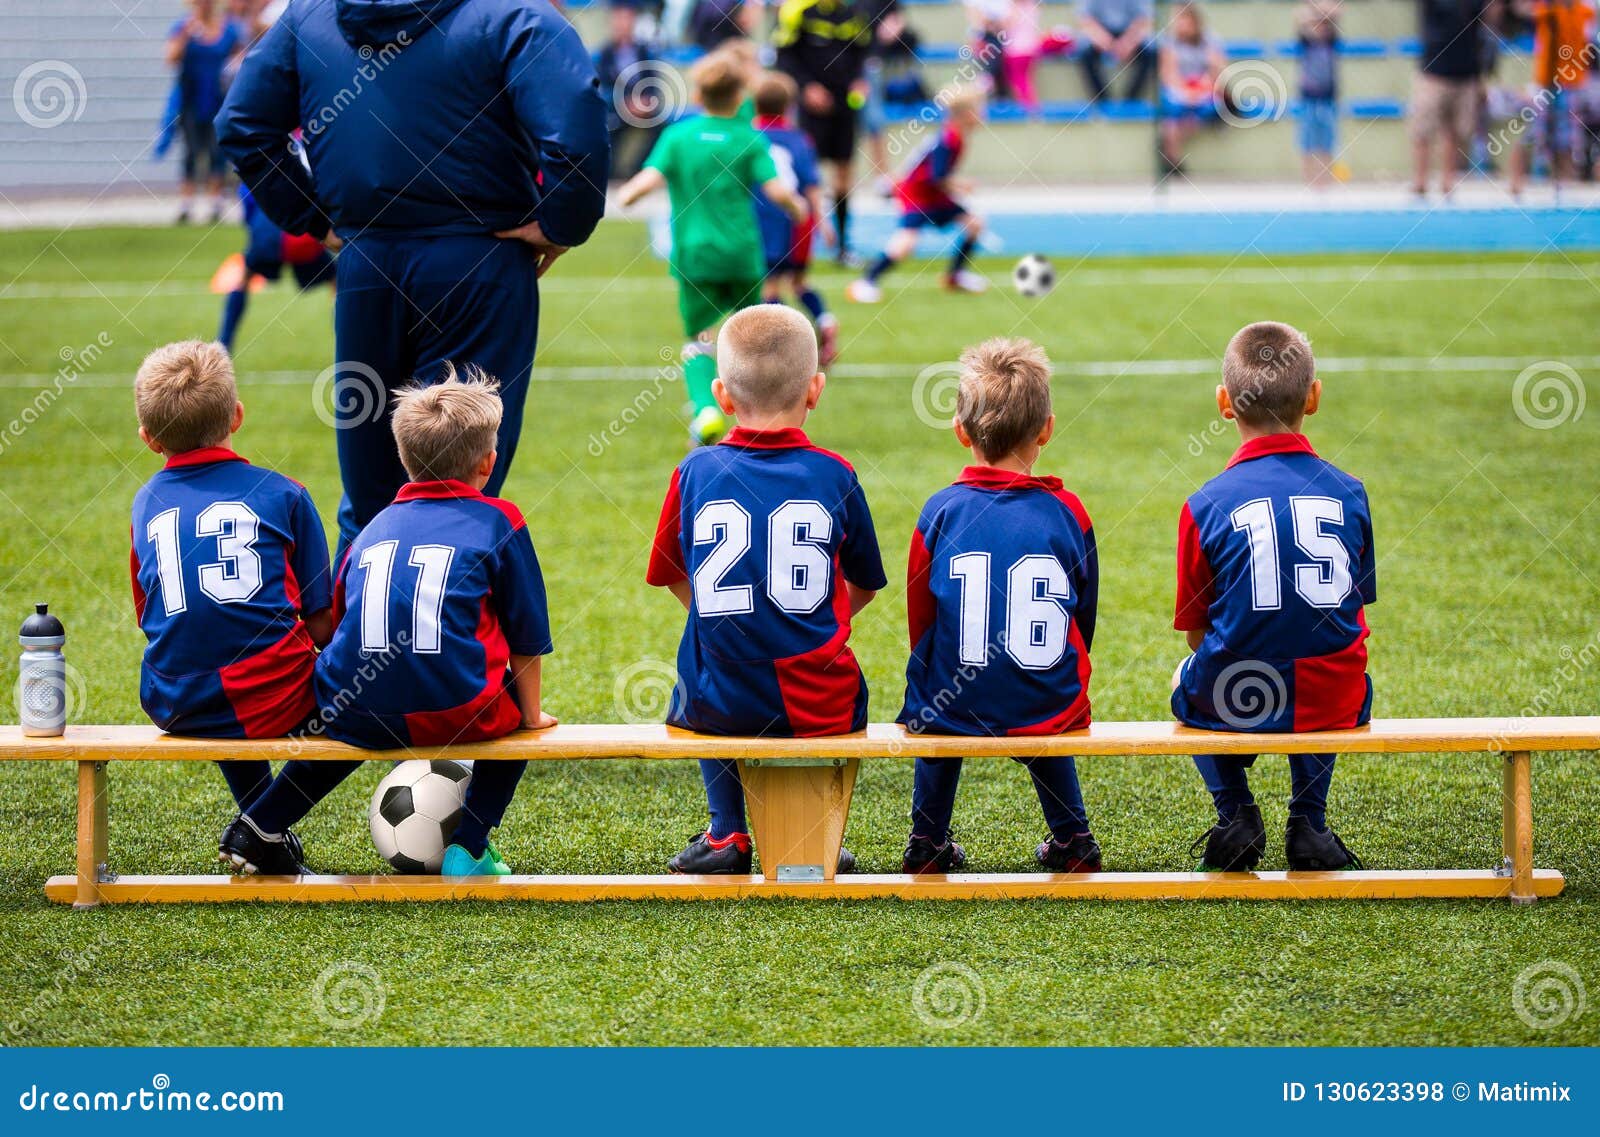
[1012,254,1056,298]
[369,759,473,873]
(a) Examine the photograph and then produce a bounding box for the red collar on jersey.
[394,479,485,502]
[163,446,247,469]
[753,114,792,130]
[723,426,812,450]
[1226,432,1318,468]
[956,465,1065,492]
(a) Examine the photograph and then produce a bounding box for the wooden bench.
[3,717,1593,907]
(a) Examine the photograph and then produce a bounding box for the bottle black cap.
[21,603,64,639]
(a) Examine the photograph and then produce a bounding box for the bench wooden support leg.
[73,760,109,910]
[740,758,858,882]
[1501,750,1536,905]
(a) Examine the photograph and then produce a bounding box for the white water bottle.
[19,603,66,737]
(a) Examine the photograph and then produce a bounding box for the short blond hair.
[691,51,746,113]
[717,305,818,414]
[1222,322,1315,429]
[135,340,238,453]
[390,364,503,483]
[957,338,1052,461]
[944,85,986,118]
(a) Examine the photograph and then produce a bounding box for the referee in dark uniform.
[773,0,871,264]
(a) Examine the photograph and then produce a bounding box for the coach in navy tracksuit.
[217,0,609,551]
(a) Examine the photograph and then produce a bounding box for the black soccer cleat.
[1037,833,1103,873]
[835,846,858,874]
[668,830,753,875]
[902,833,967,874]
[219,814,307,876]
[1190,802,1267,872]
[1285,817,1364,871]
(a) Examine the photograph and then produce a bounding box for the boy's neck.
[705,107,738,120]
[1234,421,1306,444]
[971,448,1036,476]
[730,406,808,433]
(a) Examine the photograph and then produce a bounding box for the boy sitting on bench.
[1172,321,1377,872]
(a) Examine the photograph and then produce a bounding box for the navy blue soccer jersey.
[1173,433,1376,733]
[899,467,1099,736]
[752,116,820,265]
[130,447,332,738]
[647,427,888,736]
[314,480,553,749]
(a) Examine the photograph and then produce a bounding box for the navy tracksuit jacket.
[217,0,610,551]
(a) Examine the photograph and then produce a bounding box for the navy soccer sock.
[700,758,747,839]
[1287,752,1335,830]
[1193,755,1256,823]
[243,759,361,835]
[797,288,828,323]
[449,759,529,857]
[1020,755,1090,840]
[949,234,978,277]
[217,289,248,351]
[833,194,850,254]
[910,757,963,842]
[865,253,895,284]
[216,759,273,812]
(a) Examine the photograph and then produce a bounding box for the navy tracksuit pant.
[331,233,540,554]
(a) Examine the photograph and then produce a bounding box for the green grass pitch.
[0,223,1597,1046]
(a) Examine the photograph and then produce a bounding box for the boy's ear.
[1304,376,1322,417]
[230,400,245,434]
[1036,412,1055,447]
[952,416,975,450]
[712,377,737,416]
[476,448,498,479]
[1216,383,1235,421]
[138,425,164,456]
[806,371,826,409]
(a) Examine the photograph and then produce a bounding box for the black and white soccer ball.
[1012,254,1056,298]
[369,759,473,873]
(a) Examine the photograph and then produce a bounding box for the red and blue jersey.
[896,124,965,214]
[647,427,888,737]
[1173,434,1376,733]
[753,115,821,267]
[899,468,1098,736]
[314,481,553,750]
[130,447,331,738]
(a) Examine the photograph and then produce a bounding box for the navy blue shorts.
[900,204,968,231]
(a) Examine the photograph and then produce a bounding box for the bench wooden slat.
[41,869,1567,904]
[4,717,1600,762]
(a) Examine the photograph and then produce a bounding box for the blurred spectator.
[860,1,925,183]
[967,0,1013,100]
[1523,0,1595,186]
[595,2,668,181]
[164,0,246,224]
[1411,0,1491,197]
[1079,0,1156,104]
[1296,0,1342,185]
[689,0,760,50]
[1000,0,1075,117]
[1158,3,1225,174]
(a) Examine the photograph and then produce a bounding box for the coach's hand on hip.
[494,221,569,278]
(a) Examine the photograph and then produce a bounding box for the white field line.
[3,260,1599,303]
[5,355,1598,388]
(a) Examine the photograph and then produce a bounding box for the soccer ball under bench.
[369,759,473,873]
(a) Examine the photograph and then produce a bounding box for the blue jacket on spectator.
[216,0,609,247]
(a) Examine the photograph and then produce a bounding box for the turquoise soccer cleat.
[441,840,513,876]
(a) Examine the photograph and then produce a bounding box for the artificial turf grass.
[0,225,1597,1045]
